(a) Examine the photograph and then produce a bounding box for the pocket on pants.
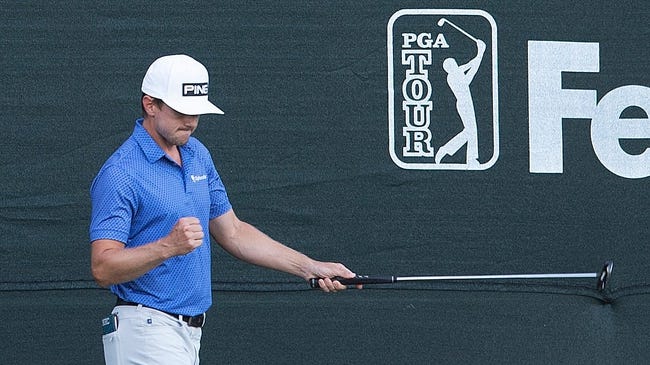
[102,331,122,365]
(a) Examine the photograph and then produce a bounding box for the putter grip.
[309,275,396,288]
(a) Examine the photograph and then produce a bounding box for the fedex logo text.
[528,41,650,179]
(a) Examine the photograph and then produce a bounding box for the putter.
[310,260,613,291]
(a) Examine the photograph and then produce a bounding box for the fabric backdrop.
[1,1,648,364]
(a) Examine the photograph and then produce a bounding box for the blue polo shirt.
[90,118,232,316]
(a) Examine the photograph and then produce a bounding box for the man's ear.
[142,95,158,117]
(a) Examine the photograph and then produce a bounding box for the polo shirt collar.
[132,118,194,164]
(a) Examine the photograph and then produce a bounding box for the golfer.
[435,39,486,166]
[90,54,356,365]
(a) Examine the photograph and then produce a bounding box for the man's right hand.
[159,217,205,257]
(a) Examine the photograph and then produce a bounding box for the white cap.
[141,54,224,115]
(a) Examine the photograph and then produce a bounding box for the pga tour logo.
[388,9,498,170]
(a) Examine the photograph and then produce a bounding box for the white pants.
[102,305,203,365]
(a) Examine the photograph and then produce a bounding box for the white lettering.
[591,85,650,179]
[183,83,208,96]
[401,50,434,157]
[190,174,207,183]
[402,33,418,48]
[433,33,450,49]
[528,41,599,173]
[528,41,650,179]
[401,33,449,49]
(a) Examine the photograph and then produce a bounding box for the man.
[435,39,486,166]
[90,54,356,365]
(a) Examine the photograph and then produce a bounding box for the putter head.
[437,18,446,27]
[597,260,613,291]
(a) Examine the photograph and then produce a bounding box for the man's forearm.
[91,239,171,287]
[217,220,315,280]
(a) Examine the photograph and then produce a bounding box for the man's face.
[152,102,200,147]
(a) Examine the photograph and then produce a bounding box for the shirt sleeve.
[89,164,136,244]
[204,150,232,220]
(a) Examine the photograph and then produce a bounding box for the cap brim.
[165,98,224,116]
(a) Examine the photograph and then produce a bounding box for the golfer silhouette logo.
[436,18,486,167]
[387,10,499,171]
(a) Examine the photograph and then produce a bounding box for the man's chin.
[173,133,192,146]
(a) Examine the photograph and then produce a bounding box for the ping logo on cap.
[183,83,209,96]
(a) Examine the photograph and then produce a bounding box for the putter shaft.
[398,273,597,281]
[309,261,612,291]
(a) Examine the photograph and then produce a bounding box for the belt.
[115,298,205,328]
